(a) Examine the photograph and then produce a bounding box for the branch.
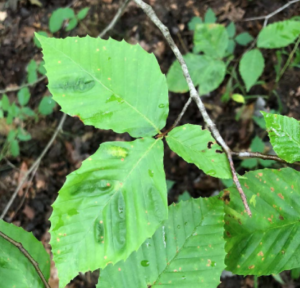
[232,151,300,166]
[244,0,299,27]
[0,76,46,95]
[0,113,67,220]
[0,230,50,288]
[134,0,252,216]
[98,0,131,38]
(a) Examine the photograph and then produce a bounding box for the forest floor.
[1,0,300,287]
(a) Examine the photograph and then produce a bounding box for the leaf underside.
[225,168,300,275]
[50,138,168,288]
[98,197,225,288]
[37,35,169,138]
[0,220,50,288]
[166,124,232,179]
[262,112,300,163]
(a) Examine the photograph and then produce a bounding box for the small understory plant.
[1,5,300,288]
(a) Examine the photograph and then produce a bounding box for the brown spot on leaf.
[248,265,255,269]
[277,193,284,200]
[279,215,284,220]
[270,187,274,192]
[258,251,264,256]
[215,149,223,154]
[208,141,213,149]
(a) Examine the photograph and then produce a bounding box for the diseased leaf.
[262,112,300,163]
[225,168,300,275]
[37,35,168,138]
[98,197,225,288]
[167,53,226,95]
[257,20,300,49]
[166,124,232,179]
[194,23,229,58]
[50,138,167,288]
[239,49,264,92]
[0,220,50,288]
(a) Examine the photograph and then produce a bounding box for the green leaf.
[77,7,90,20]
[235,32,254,46]
[65,17,78,31]
[178,191,190,202]
[98,197,225,288]
[21,107,36,117]
[37,35,168,138]
[50,138,167,288]
[17,87,30,106]
[252,115,266,129]
[1,94,10,111]
[0,109,3,119]
[226,22,236,38]
[194,23,229,58]
[188,16,202,31]
[7,130,17,142]
[17,128,32,141]
[166,124,232,179]
[167,53,226,95]
[227,39,236,55]
[38,61,46,75]
[241,158,257,169]
[251,136,264,153]
[38,96,56,115]
[204,8,216,23]
[0,220,50,287]
[262,112,300,163]
[49,8,75,33]
[232,93,245,104]
[33,31,48,48]
[258,159,275,168]
[239,49,264,92]
[291,267,300,279]
[10,139,19,157]
[225,167,300,275]
[27,60,38,84]
[166,179,175,191]
[257,20,300,49]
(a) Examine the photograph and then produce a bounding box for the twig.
[0,76,46,95]
[0,113,67,220]
[244,0,299,27]
[0,230,51,288]
[232,151,300,166]
[98,0,131,38]
[134,0,252,216]
[172,97,192,128]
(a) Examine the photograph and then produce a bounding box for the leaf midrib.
[46,40,161,134]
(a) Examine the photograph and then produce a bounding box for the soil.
[1,0,300,287]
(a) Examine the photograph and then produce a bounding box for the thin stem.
[232,151,300,166]
[244,0,299,27]
[0,231,51,288]
[278,35,300,82]
[0,76,46,95]
[98,0,131,38]
[0,113,67,220]
[171,97,192,128]
[134,0,252,216]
